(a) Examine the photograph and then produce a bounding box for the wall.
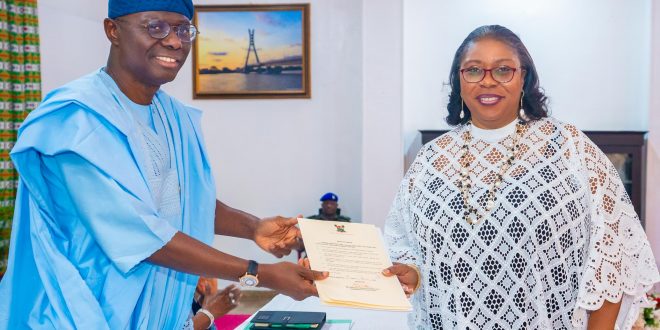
[38,0,368,276]
[38,0,659,284]
[361,0,404,229]
[403,0,652,156]
[39,1,108,91]
[647,0,660,272]
[169,0,364,266]
[403,0,659,266]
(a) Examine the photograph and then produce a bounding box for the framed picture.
[192,4,311,99]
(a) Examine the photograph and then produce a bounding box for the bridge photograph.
[193,4,310,98]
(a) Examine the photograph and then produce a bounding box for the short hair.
[446,25,549,126]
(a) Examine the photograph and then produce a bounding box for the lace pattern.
[385,117,659,329]
[135,115,182,220]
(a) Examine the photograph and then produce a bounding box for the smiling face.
[112,11,191,88]
[459,38,525,129]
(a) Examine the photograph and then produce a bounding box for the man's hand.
[260,261,329,301]
[254,216,303,258]
[382,262,419,298]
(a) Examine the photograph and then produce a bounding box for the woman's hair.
[446,25,548,126]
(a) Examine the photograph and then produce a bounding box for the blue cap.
[320,192,338,202]
[109,0,194,20]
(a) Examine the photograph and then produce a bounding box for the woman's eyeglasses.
[460,66,518,83]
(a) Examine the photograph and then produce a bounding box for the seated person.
[307,192,350,222]
[297,192,351,258]
[188,277,242,330]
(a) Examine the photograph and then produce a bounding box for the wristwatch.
[239,260,259,287]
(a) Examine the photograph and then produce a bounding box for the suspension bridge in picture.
[199,29,302,75]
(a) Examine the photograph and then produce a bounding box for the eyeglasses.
[116,19,198,43]
[460,66,518,83]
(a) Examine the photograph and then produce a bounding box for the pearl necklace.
[457,120,525,225]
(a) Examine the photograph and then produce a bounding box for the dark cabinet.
[419,130,647,226]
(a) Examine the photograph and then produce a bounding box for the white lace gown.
[385,117,659,329]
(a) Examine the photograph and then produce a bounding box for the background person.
[307,192,351,222]
[299,192,351,258]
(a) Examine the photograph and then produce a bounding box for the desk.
[237,294,409,330]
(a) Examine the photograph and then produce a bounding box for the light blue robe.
[0,69,216,329]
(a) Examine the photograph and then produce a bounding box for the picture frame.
[192,4,311,99]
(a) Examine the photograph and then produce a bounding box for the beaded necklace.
[458,120,525,225]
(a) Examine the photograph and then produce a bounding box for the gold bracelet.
[407,263,422,294]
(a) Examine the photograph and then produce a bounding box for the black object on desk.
[250,311,327,329]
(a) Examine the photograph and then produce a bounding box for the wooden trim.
[192,4,311,99]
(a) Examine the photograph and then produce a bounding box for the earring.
[460,99,465,119]
[519,91,528,121]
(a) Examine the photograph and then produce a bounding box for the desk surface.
[237,294,409,330]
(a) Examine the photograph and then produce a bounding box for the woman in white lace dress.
[383,25,659,329]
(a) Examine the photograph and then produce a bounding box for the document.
[298,219,412,311]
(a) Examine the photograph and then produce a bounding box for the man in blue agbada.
[0,0,328,329]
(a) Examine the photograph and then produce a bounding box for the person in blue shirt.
[0,1,327,329]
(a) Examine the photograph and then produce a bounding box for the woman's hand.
[382,262,419,298]
[300,258,418,298]
[193,284,241,330]
[202,284,242,319]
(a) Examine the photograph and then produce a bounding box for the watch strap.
[247,260,259,276]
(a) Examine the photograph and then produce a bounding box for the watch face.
[240,274,259,287]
